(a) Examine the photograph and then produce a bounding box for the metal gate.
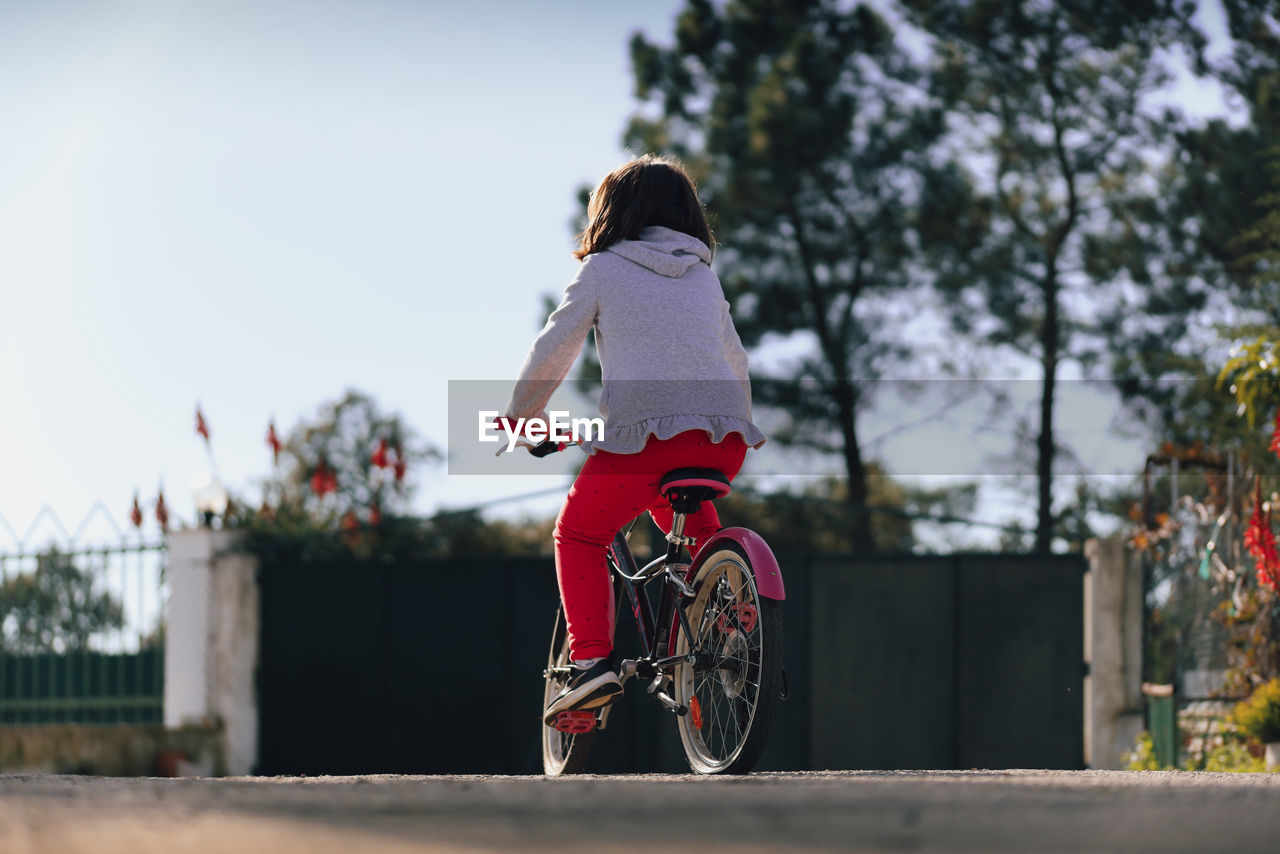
[0,507,167,725]
[256,550,1084,774]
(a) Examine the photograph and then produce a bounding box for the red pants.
[554,430,748,660]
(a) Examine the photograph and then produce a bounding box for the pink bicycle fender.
[667,527,786,657]
[688,527,786,601]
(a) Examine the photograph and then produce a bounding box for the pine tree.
[903,0,1189,550]
[626,0,965,550]
[1111,0,1280,453]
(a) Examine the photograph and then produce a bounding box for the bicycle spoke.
[673,553,776,771]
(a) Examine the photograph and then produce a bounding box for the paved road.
[1,770,1278,853]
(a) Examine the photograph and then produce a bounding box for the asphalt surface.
[1,770,1278,853]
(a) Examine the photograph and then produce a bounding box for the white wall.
[164,529,259,776]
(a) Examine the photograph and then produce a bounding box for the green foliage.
[1120,724,1266,772]
[714,474,978,554]
[1213,585,1280,697]
[1125,731,1164,771]
[1217,334,1280,428]
[626,0,957,550]
[902,0,1189,551]
[0,550,125,654]
[239,508,554,565]
[231,388,453,560]
[263,389,439,524]
[1116,2,1280,463]
[619,1,1280,556]
[1230,151,1280,292]
[1201,741,1265,773]
[1120,359,1275,462]
[1230,677,1280,743]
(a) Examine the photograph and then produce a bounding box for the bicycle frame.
[606,522,786,683]
[606,532,674,674]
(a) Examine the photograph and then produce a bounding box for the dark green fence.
[257,550,1085,774]
[0,542,167,725]
[0,649,164,724]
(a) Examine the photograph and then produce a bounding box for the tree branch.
[1042,29,1080,256]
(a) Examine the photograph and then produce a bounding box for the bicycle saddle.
[659,468,731,514]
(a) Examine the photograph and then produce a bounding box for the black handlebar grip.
[530,440,561,458]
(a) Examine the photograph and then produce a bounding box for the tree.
[711,472,981,554]
[261,389,438,525]
[1233,152,1280,294]
[236,389,444,560]
[625,0,968,551]
[902,0,1189,551]
[0,549,125,654]
[1107,0,1280,454]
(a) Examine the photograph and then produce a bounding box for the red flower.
[266,421,282,464]
[392,442,406,483]
[195,407,210,442]
[129,493,143,529]
[310,458,338,497]
[340,511,359,532]
[1269,407,1280,460]
[371,438,390,469]
[155,489,170,531]
[369,499,382,526]
[1244,477,1280,591]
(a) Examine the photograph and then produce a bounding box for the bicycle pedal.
[653,690,687,716]
[551,710,596,734]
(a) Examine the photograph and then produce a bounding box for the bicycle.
[526,438,787,775]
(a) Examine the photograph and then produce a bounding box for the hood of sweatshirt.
[605,226,712,278]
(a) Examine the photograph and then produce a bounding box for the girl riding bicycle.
[503,154,765,721]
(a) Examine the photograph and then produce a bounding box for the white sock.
[571,657,604,669]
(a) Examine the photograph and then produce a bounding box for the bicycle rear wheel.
[541,606,594,775]
[673,543,783,774]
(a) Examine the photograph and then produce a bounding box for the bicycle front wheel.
[541,606,594,776]
[673,543,783,774]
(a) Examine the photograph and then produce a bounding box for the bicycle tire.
[672,543,783,774]
[541,606,595,775]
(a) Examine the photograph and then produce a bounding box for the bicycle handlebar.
[492,416,579,458]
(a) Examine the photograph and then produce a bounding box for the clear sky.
[0,0,1236,548]
[0,0,690,544]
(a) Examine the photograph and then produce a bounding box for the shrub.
[1125,731,1163,771]
[1201,742,1265,773]
[1230,678,1280,744]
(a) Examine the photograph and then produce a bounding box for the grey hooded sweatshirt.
[505,225,767,455]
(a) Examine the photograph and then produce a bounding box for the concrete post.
[1083,535,1145,769]
[164,528,259,775]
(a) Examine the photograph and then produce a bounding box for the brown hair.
[573,154,714,260]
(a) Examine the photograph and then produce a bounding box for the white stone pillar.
[1083,535,1145,769]
[164,528,259,776]
[165,529,216,729]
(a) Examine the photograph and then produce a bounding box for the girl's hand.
[492,414,573,457]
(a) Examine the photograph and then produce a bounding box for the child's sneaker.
[543,657,622,725]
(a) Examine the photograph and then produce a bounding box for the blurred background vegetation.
[235,0,1280,565]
